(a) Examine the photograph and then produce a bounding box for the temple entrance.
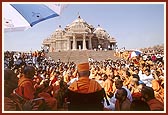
[70,40,90,50]
[76,41,89,50]
[77,41,83,49]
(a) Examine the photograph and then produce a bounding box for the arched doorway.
[77,41,83,49]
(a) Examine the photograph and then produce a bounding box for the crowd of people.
[4,49,165,111]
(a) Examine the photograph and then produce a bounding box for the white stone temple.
[42,16,117,52]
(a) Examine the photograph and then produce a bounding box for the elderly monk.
[15,66,36,100]
[68,62,102,93]
[67,63,104,111]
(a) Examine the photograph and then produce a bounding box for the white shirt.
[140,74,154,87]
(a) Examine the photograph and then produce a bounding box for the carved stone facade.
[42,16,117,52]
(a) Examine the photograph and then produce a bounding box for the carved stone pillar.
[67,37,70,50]
[72,34,76,50]
[83,34,86,50]
[89,36,92,50]
[50,41,55,52]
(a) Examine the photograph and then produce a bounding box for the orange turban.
[77,63,89,72]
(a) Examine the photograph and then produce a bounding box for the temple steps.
[46,50,119,64]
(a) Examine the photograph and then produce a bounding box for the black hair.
[132,74,140,81]
[145,68,150,73]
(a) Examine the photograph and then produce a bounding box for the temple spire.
[77,12,81,18]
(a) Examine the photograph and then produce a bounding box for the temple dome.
[55,25,65,32]
[94,25,110,39]
[65,16,92,33]
[50,25,65,39]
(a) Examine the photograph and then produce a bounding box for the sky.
[3,3,165,52]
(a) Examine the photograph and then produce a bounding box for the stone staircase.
[87,50,117,61]
[46,50,120,64]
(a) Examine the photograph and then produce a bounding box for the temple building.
[42,16,117,52]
